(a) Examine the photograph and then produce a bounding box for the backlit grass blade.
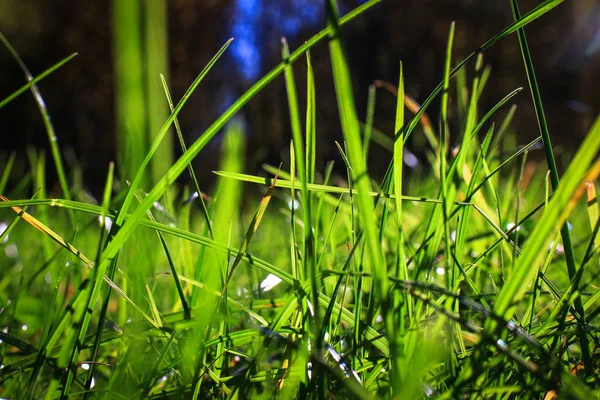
[213,170,463,205]
[373,80,436,149]
[392,61,412,370]
[439,21,455,282]
[510,0,592,374]
[586,182,599,251]
[306,50,316,184]
[393,62,405,227]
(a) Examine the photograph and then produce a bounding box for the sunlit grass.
[1,0,599,399]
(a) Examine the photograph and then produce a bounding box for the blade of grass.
[306,51,316,185]
[83,162,116,396]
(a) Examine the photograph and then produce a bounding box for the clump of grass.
[1,0,599,399]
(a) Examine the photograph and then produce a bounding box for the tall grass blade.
[510,0,593,374]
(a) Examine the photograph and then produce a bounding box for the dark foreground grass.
[1,0,600,398]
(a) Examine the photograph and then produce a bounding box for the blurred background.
[0,0,598,194]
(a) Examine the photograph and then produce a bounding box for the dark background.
[0,0,598,192]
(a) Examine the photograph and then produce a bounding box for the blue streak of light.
[229,0,324,81]
[230,0,263,81]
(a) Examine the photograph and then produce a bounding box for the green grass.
[1,0,600,398]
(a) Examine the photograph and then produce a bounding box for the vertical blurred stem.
[144,0,173,185]
[113,0,148,187]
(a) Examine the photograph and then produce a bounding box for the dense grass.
[1,0,600,398]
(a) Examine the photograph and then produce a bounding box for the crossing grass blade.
[0,51,77,109]
[586,182,599,251]
[161,74,214,239]
[115,38,233,227]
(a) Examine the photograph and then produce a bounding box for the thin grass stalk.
[363,84,376,159]
[438,22,459,378]
[392,61,412,375]
[306,51,317,185]
[509,0,593,375]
